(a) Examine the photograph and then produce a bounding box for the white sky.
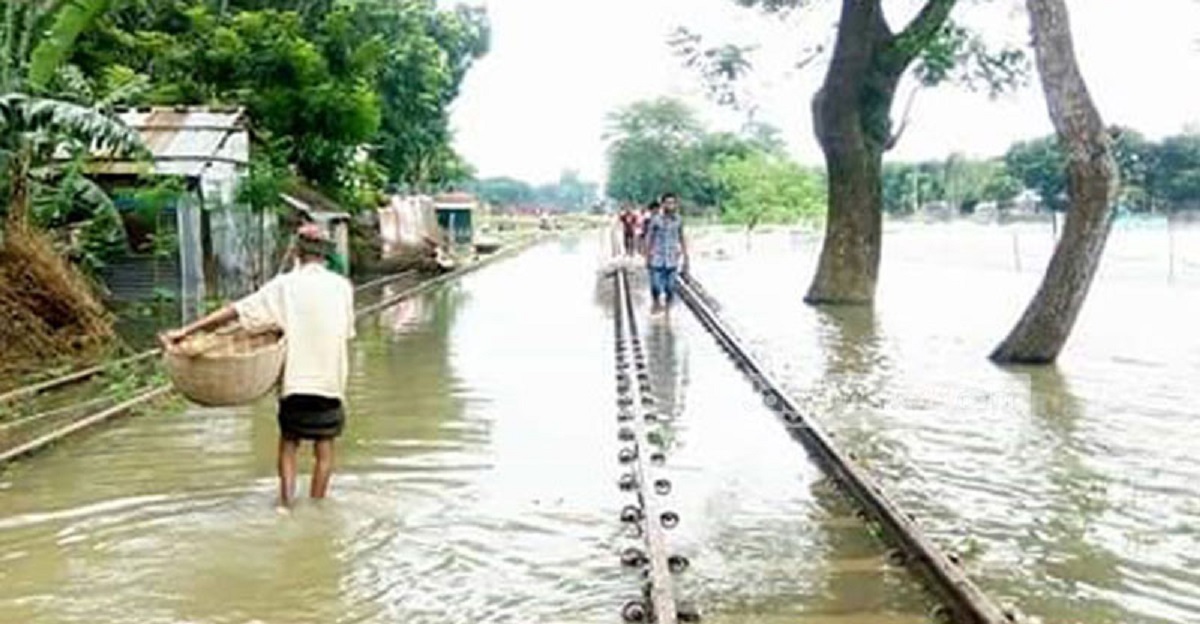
[450,0,1200,186]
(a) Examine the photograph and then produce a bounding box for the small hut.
[84,106,256,321]
[433,192,478,247]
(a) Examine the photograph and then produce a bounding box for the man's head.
[660,192,679,214]
[296,223,331,263]
[647,200,660,213]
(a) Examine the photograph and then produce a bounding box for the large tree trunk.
[805,0,954,305]
[805,1,893,304]
[990,0,1118,364]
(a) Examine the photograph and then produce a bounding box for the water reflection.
[810,306,901,472]
[645,319,688,420]
[1004,366,1122,622]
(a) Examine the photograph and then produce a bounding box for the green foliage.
[29,0,113,90]
[237,143,289,216]
[605,97,785,209]
[605,98,704,204]
[71,0,488,195]
[1004,135,1067,210]
[880,127,1200,215]
[910,20,1029,96]
[0,1,145,236]
[471,176,535,207]
[469,170,600,212]
[1149,132,1200,209]
[713,151,825,228]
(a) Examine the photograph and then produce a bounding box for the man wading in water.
[161,224,356,511]
[644,192,688,316]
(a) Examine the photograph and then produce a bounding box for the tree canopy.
[604,97,824,226]
[469,170,600,212]
[69,0,489,202]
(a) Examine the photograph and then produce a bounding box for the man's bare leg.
[311,439,335,499]
[278,437,299,508]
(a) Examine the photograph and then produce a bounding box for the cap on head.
[296,223,331,258]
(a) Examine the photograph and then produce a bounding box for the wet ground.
[0,237,930,623]
[690,219,1200,624]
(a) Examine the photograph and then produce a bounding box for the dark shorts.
[278,394,345,441]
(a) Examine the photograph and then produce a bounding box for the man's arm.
[159,276,284,348]
[159,305,239,348]
[642,221,655,258]
[679,225,689,273]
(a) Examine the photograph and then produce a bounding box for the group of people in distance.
[617,192,689,316]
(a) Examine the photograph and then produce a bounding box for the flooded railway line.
[1,237,1023,623]
[675,272,1016,624]
[611,267,696,624]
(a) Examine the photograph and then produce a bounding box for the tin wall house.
[433,192,478,249]
[90,107,264,321]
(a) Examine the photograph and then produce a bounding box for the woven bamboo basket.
[163,325,286,407]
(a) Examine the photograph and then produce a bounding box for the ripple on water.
[693,224,1200,624]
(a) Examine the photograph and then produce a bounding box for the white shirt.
[234,263,356,400]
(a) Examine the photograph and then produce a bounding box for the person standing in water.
[160,224,356,510]
[644,192,688,315]
[618,204,639,256]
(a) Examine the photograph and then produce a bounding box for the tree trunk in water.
[990,0,1118,364]
[804,0,903,305]
[806,139,884,304]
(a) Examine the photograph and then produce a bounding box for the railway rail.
[676,272,1018,624]
[611,267,698,623]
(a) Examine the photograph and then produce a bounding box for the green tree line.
[62,0,489,204]
[883,127,1200,215]
[604,97,825,227]
[468,170,600,212]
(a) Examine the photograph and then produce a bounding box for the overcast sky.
[450,0,1200,186]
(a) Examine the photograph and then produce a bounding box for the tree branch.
[884,85,921,150]
[884,0,957,72]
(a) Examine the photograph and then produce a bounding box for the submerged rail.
[676,273,1017,624]
[611,267,700,623]
[612,268,683,623]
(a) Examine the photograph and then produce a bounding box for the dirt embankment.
[0,230,115,378]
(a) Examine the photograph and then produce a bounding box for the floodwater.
[0,238,932,623]
[690,218,1200,624]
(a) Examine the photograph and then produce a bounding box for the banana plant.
[0,0,143,235]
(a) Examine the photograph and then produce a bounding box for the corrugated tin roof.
[434,192,477,204]
[280,193,350,221]
[89,106,249,178]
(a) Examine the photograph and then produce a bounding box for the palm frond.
[25,95,144,156]
[29,0,111,90]
[97,65,149,109]
[53,63,94,102]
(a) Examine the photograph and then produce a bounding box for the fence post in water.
[1011,231,1022,273]
[177,193,205,323]
[1168,213,1176,284]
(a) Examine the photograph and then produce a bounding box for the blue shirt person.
[644,193,689,314]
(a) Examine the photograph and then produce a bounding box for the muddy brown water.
[0,238,935,624]
[691,219,1200,624]
[4,221,1194,624]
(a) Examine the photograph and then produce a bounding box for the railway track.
[675,272,1018,624]
[0,238,539,467]
[611,267,698,623]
